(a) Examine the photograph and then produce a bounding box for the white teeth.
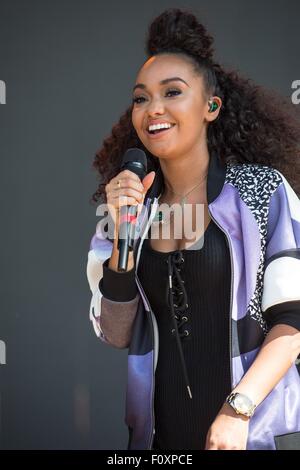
[148,123,173,132]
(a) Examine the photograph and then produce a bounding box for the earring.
[208,99,218,113]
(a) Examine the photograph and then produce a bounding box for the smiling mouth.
[146,124,176,136]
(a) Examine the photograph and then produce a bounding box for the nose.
[146,96,165,116]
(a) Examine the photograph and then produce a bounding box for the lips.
[146,124,176,139]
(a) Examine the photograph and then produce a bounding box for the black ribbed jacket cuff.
[99,258,138,302]
[267,312,300,331]
[265,301,300,332]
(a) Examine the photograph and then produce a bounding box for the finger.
[120,169,144,183]
[204,433,210,450]
[205,438,218,450]
[142,171,156,192]
[114,176,145,193]
[111,187,144,203]
[107,174,143,196]
[112,195,140,208]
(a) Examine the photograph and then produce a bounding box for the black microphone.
[117,148,147,272]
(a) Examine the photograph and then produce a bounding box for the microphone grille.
[122,148,147,167]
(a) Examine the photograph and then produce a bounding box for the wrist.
[221,402,250,422]
[225,392,256,419]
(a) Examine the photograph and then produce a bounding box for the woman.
[87,8,300,450]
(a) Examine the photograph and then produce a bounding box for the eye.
[165,89,182,97]
[132,96,146,104]
[132,88,182,105]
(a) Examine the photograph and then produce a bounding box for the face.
[131,53,221,160]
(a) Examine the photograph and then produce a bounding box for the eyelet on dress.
[182,316,188,322]
[184,330,189,336]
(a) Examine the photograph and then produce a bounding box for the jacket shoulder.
[225,162,283,197]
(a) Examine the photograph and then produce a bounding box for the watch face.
[233,394,253,414]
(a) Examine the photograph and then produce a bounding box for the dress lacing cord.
[166,251,193,400]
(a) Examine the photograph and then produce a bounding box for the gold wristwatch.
[225,392,256,418]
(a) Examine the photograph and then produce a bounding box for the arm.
[231,323,300,405]
[206,171,300,450]
[87,169,155,348]
[87,221,140,349]
[205,324,300,450]
[238,171,300,402]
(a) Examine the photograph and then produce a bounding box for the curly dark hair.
[91,7,300,204]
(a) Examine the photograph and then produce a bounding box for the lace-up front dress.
[137,219,232,450]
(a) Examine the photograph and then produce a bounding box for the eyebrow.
[133,77,189,92]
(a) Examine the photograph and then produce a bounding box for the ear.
[205,96,223,123]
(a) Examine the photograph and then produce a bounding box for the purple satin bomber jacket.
[87,151,300,450]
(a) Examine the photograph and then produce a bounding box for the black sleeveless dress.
[137,219,232,450]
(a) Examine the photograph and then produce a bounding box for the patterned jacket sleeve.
[86,225,140,349]
[262,170,300,331]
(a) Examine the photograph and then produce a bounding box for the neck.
[159,144,210,197]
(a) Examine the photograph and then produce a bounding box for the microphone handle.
[117,204,138,272]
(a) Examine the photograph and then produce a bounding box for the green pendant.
[153,210,163,222]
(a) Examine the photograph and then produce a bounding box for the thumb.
[142,171,156,193]
[136,171,156,218]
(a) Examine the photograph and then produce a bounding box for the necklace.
[153,172,208,224]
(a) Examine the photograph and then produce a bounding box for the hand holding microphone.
[105,149,156,272]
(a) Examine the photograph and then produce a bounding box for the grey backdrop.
[0,0,299,450]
